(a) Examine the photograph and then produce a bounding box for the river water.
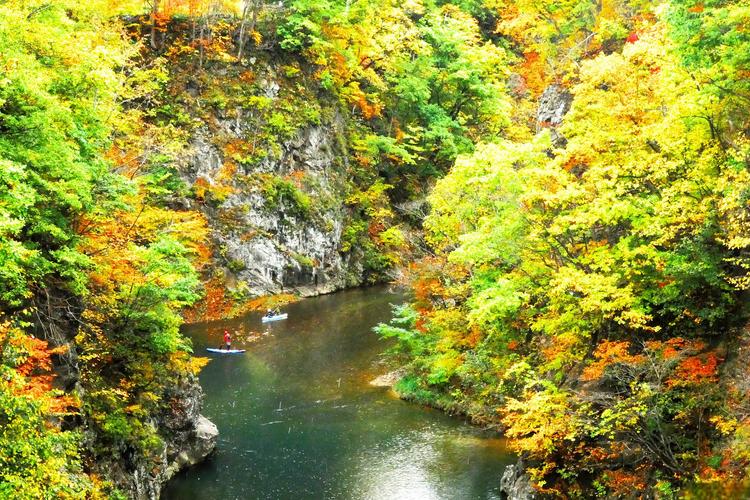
[163,286,515,499]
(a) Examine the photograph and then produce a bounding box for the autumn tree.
[1,1,211,495]
[379,8,750,494]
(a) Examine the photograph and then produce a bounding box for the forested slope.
[0,2,219,497]
[377,0,750,496]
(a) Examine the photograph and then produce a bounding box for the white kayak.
[206,348,246,354]
[262,313,288,323]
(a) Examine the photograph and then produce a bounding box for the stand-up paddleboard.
[206,348,246,354]
[262,313,288,323]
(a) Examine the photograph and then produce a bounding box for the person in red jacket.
[223,329,232,350]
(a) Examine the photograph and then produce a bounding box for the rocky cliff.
[38,292,218,499]
[184,106,361,298]
[500,460,537,500]
[92,375,218,499]
[135,33,385,313]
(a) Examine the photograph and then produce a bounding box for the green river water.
[163,286,515,499]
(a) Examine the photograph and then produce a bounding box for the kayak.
[206,348,246,354]
[262,313,288,323]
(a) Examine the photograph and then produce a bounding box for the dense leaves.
[378,0,750,496]
[279,0,510,184]
[0,320,89,499]
[0,1,209,496]
[0,1,130,308]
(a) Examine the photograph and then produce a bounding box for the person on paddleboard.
[223,329,231,350]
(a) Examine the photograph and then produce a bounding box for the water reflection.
[163,287,514,499]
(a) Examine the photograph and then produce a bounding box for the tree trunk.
[198,20,206,69]
[237,0,260,60]
[236,1,251,60]
[150,0,160,50]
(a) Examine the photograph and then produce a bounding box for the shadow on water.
[163,286,515,500]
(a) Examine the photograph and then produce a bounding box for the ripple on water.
[163,287,515,500]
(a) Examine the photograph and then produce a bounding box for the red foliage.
[414,278,441,304]
[368,220,385,238]
[603,469,647,496]
[668,353,721,387]
[519,51,547,96]
[465,326,483,348]
[582,341,645,381]
[1,326,77,414]
[183,276,235,323]
[415,314,428,333]
[15,336,54,376]
[239,70,256,84]
[286,170,306,188]
[645,337,698,360]
[404,255,468,311]
[357,94,382,120]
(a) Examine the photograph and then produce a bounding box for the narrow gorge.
[2,1,750,499]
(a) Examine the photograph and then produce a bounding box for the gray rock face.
[500,460,537,500]
[537,84,572,127]
[163,415,218,481]
[185,103,362,298]
[162,377,218,476]
[193,415,219,459]
[97,377,218,500]
[507,72,529,99]
[537,84,573,148]
[34,295,217,500]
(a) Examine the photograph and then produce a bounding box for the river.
[163,286,515,499]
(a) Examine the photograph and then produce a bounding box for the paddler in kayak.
[223,329,232,350]
[265,307,281,318]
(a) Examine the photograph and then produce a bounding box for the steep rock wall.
[92,376,218,499]
[185,109,360,297]
[39,298,218,500]
[147,49,373,304]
